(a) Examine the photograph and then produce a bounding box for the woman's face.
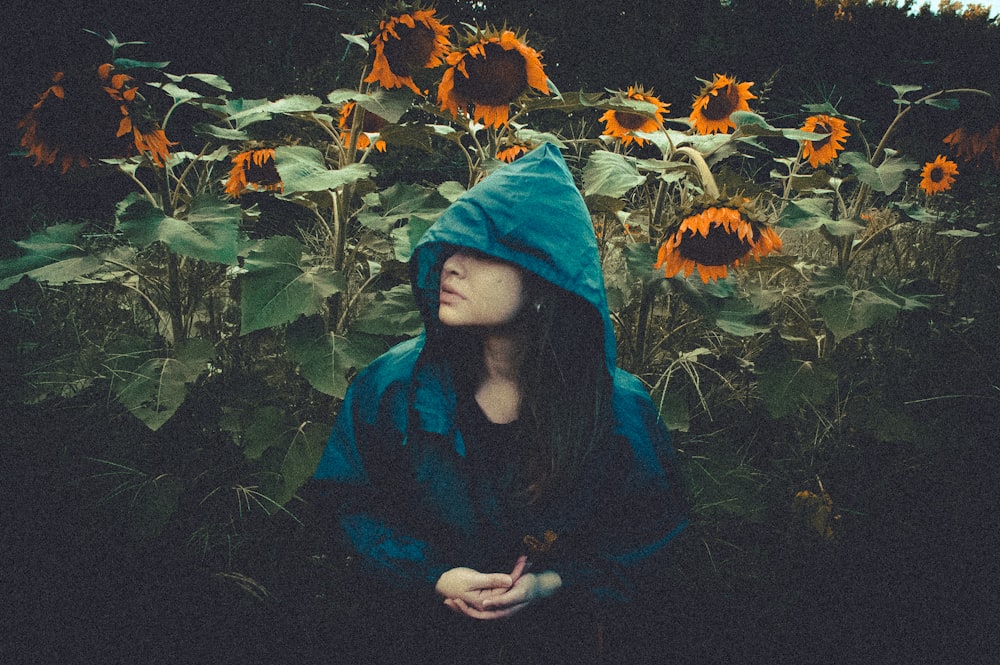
[438,250,526,328]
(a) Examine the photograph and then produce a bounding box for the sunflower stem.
[675,147,719,199]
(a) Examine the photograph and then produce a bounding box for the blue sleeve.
[313,365,452,589]
[550,371,688,603]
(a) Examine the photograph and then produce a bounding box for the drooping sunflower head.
[437,26,549,128]
[364,5,452,95]
[800,114,850,168]
[688,74,756,135]
[225,148,283,198]
[338,101,388,152]
[943,123,1000,169]
[18,63,172,172]
[919,155,959,196]
[599,85,670,147]
[654,196,782,283]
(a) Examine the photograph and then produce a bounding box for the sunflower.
[942,123,1000,168]
[225,148,283,198]
[338,102,388,152]
[437,28,549,128]
[654,205,782,283]
[800,114,850,167]
[599,85,670,147]
[18,63,172,172]
[365,7,451,95]
[688,74,756,135]
[918,155,959,196]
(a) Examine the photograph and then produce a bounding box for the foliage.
[4,3,999,596]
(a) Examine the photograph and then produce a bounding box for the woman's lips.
[439,283,464,303]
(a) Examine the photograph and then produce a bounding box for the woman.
[312,144,687,659]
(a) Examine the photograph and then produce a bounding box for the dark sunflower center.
[811,122,832,149]
[678,224,756,265]
[615,111,648,131]
[31,74,133,159]
[452,43,528,106]
[930,166,945,183]
[382,23,436,77]
[246,157,280,186]
[347,106,388,133]
[702,83,740,121]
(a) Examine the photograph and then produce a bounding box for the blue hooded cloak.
[313,144,687,602]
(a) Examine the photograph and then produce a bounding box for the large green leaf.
[756,354,838,419]
[359,182,450,233]
[274,145,375,194]
[110,337,215,430]
[778,198,864,236]
[0,223,105,289]
[240,236,346,335]
[285,315,385,398]
[269,420,332,508]
[817,287,902,340]
[839,151,918,195]
[115,194,241,264]
[583,150,647,198]
[391,215,436,262]
[350,284,424,337]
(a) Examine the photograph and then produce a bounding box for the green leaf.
[110,337,215,431]
[892,201,939,224]
[816,287,902,340]
[274,145,375,193]
[0,223,106,289]
[391,214,436,262]
[839,151,918,195]
[285,315,384,398]
[115,194,241,264]
[226,95,322,122]
[354,89,415,124]
[756,354,837,418]
[359,182,450,233]
[163,71,233,92]
[778,197,863,236]
[192,123,249,140]
[240,236,346,335]
[937,229,980,238]
[350,284,424,336]
[583,150,647,198]
[273,420,332,507]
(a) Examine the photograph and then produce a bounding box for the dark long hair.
[425,263,614,506]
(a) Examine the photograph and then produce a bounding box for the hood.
[410,143,616,373]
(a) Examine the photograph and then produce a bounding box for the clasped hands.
[435,555,562,620]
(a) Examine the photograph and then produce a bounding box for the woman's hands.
[435,555,562,620]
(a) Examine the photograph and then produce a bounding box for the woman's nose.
[441,252,465,276]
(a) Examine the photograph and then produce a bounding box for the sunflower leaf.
[110,337,215,431]
[274,146,375,194]
[358,182,450,233]
[226,95,323,123]
[240,237,346,335]
[355,89,415,124]
[285,315,384,398]
[582,151,647,198]
[0,223,103,289]
[115,194,241,265]
[839,151,918,195]
[349,284,424,337]
[341,32,370,52]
